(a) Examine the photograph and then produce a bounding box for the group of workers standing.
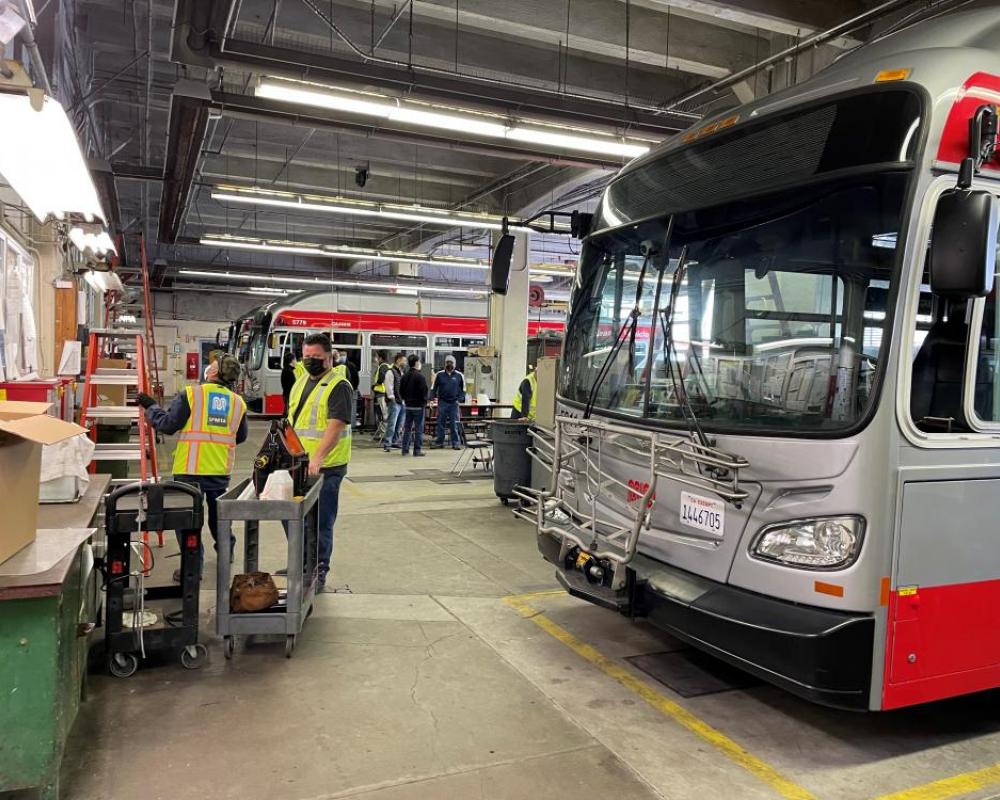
[138,332,538,594]
[371,350,469,456]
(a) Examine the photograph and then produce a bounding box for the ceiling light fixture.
[0,91,106,223]
[255,77,655,160]
[178,268,488,297]
[69,227,117,256]
[199,234,491,270]
[210,185,539,233]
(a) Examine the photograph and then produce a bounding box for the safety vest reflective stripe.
[174,383,245,476]
[293,361,306,380]
[180,432,238,444]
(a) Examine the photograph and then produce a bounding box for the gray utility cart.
[215,476,322,658]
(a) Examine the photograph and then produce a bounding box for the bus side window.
[267,332,284,370]
[969,220,1000,423]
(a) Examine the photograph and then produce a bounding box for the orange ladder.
[79,329,164,570]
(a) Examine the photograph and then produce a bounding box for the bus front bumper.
[537,530,875,710]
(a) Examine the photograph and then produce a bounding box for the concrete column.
[489,232,529,405]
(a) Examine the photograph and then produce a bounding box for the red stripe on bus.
[935,72,1000,167]
[272,310,563,335]
[882,578,1000,709]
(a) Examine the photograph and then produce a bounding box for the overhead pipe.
[16,0,53,96]
[655,0,938,114]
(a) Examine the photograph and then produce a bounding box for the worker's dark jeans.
[435,400,461,446]
[172,474,235,569]
[317,470,344,575]
[401,406,425,454]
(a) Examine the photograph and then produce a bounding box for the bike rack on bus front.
[515,416,749,591]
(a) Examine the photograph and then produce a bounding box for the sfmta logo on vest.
[207,392,231,426]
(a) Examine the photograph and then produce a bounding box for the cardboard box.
[0,401,88,565]
[96,357,128,405]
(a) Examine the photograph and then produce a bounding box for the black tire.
[180,643,209,670]
[500,496,510,506]
[285,634,296,658]
[109,652,138,678]
[223,636,235,660]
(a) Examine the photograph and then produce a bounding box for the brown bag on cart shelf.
[230,571,279,613]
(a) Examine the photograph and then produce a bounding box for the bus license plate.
[679,492,724,536]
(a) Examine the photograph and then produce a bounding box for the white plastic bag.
[40,433,95,485]
[259,469,294,501]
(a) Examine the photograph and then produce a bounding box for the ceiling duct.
[158,80,211,243]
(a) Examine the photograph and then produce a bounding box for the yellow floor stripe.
[502,594,817,800]
[874,762,1000,800]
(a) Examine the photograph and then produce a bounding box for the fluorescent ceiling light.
[199,236,324,257]
[255,77,655,160]
[0,92,105,223]
[200,234,490,270]
[507,127,648,159]
[389,107,507,137]
[529,268,576,277]
[178,268,488,297]
[82,269,124,293]
[211,185,537,233]
[249,286,300,296]
[69,227,117,256]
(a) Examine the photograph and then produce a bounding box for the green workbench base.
[0,547,87,799]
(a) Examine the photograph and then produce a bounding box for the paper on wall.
[58,340,82,375]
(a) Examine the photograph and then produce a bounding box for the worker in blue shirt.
[431,354,466,449]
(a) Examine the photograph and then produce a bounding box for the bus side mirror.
[929,189,998,298]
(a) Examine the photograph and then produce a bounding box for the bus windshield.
[562,171,909,434]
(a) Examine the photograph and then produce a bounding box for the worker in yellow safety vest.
[371,350,390,432]
[286,332,354,590]
[510,370,537,421]
[137,354,248,581]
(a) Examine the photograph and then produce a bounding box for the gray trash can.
[491,419,532,505]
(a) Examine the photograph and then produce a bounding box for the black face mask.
[303,357,327,376]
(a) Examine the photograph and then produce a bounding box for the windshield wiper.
[584,241,658,420]
[660,246,711,448]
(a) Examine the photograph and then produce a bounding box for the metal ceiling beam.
[301,0,732,78]
[113,162,165,181]
[170,0,694,133]
[158,82,211,243]
[622,0,862,46]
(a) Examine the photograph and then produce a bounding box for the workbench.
[0,474,110,800]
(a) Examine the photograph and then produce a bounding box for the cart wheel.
[223,636,235,660]
[285,634,296,658]
[500,496,510,506]
[109,652,138,678]
[181,643,209,670]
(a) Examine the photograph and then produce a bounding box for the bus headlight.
[751,516,864,570]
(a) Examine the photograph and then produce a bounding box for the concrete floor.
[32,420,1000,799]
